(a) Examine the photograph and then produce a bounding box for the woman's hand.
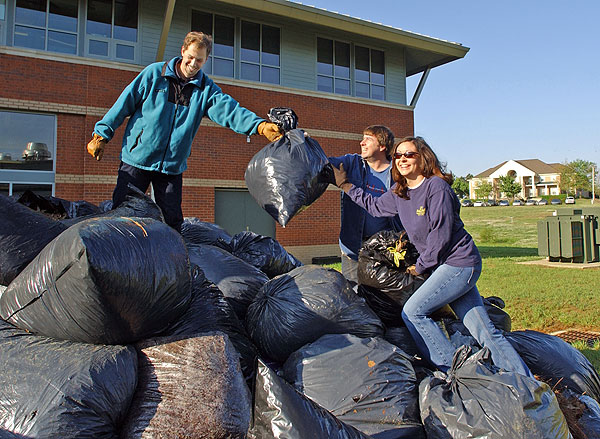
[406,265,421,276]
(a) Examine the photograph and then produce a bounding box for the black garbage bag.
[245,127,332,227]
[163,265,259,386]
[119,333,251,439]
[180,218,232,246]
[383,326,421,360]
[0,217,191,345]
[186,243,269,320]
[60,184,164,227]
[505,330,600,401]
[574,391,600,438]
[483,295,512,332]
[17,190,101,219]
[267,106,298,132]
[283,334,425,439]
[357,231,424,326]
[248,359,372,439]
[218,230,302,278]
[419,346,572,439]
[0,194,68,286]
[246,265,384,363]
[0,319,137,439]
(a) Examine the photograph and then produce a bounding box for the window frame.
[316,35,387,101]
[354,44,386,101]
[0,110,57,196]
[84,0,139,62]
[240,19,280,85]
[316,36,352,96]
[12,0,80,55]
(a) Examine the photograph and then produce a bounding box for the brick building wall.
[1,52,414,262]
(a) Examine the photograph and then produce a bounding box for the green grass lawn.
[326,199,600,369]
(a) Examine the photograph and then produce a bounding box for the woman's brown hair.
[391,136,454,199]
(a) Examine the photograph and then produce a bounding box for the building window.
[317,37,350,95]
[317,37,386,100]
[14,0,78,55]
[355,45,385,100]
[240,21,280,84]
[1,0,6,20]
[86,0,138,61]
[191,10,234,78]
[0,111,56,196]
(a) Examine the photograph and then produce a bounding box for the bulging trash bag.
[0,319,137,439]
[60,184,164,227]
[119,333,251,439]
[245,127,332,227]
[572,391,600,438]
[248,359,372,439]
[267,106,298,133]
[180,218,232,246]
[283,334,425,439]
[163,266,259,386]
[506,330,600,401]
[357,231,424,326]
[186,243,269,320]
[0,193,68,286]
[483,295,512,332]
[0,217,191,345]
[246,265,384,363]
[419,346,572,439]
[18,190,101,219]
[219,230,302,278]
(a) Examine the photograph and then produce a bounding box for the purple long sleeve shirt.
[347,176,480,274]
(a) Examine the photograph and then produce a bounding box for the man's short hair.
[183,31,213,56]
[364,125,395,159]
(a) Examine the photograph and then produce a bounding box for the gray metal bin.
[537,207,599,263]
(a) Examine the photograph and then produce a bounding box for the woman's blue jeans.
[401,263,533,377]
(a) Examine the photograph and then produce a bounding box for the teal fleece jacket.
[94,57,264,175]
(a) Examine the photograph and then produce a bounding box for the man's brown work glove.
[332,163,352,192]
[257,121,283,142]
[86,133,107,161]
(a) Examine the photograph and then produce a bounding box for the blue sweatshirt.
[347,176,480,274]
[94,57,264,175]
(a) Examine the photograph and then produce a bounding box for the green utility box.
[538,207,600,263]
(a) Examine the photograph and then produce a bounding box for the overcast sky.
[302,0,600,177]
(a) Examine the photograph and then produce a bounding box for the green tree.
[498,174,522,200]
[452,176,470,199]
[560,159,597,195]
[474,181,493,200]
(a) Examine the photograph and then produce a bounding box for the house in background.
[0,0,468,262]
[469,159,564,200]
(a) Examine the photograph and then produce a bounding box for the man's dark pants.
[113,162,184,232]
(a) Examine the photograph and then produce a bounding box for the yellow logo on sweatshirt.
[416,206,426,216]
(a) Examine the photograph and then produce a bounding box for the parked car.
[487,200,498,206]
[498,199,510,206]
[525,199,537,206]
[565,196,575,204]
[550,198,562,205]
[512,199,524,206]
[537,198,548,205]
[473,200,488,207]
[460,199,473,207]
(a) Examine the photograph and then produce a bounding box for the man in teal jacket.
[87,31,282,231]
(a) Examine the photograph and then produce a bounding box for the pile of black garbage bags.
[1,189,600,439]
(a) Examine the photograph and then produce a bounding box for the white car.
[565,196,575,204]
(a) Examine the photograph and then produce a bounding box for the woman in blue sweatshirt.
[333,136,532,376]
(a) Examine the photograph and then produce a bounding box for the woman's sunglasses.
[393,151,419,159]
